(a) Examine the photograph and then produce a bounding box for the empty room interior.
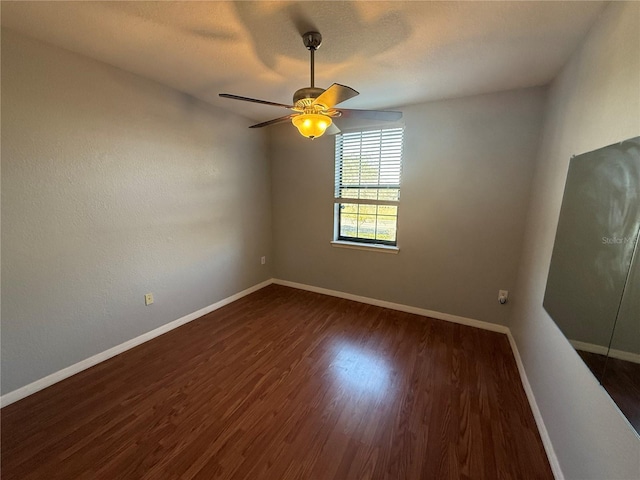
[1,1,639,479]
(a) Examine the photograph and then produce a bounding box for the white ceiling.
[1,1,606,123]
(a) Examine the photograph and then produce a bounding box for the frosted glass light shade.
[292,113,332,139]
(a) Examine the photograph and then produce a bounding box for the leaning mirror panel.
[544,136,640,436]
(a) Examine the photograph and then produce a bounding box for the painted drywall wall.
[509,3,640,479]
[1,29,273,395]
[270,87,546,326]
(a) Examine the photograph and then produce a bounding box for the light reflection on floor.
[328,342,392,397]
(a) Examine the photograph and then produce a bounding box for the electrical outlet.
[498,290,508,304]
[261,256,266,265]
[144,293,154,306]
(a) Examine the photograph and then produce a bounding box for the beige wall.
[271,87,546,325]
[1,29,273,395]
[509,3,640,479]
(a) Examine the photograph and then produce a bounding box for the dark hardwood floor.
[1,285,553,479]
[578,350,640,434]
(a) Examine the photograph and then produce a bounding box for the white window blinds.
[334,128,404,245]
[334,128,403,202]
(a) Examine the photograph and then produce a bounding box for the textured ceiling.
[1,1,606,123]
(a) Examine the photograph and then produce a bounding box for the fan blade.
[325,123,341,136]
[219,93,293,109]
[313,83,359,109]
[336,109,403,122]
[249,114,298,129]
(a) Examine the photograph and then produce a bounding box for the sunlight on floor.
[329,342,392,397]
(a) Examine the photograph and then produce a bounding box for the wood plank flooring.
[1,285,553,479]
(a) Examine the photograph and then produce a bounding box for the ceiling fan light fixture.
[292,113,332,139]
[219,30,402,137]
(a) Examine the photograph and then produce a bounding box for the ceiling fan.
[219,31,402,139]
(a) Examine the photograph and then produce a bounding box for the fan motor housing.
[293,87,325,105]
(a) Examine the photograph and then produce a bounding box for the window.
[334,127,404,247]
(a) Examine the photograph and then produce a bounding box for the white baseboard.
[507,332,564,480]
[570,340,640,364]
[272,279,510,334]
[0,279,273,408]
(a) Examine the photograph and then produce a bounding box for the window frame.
[333,127,404,248]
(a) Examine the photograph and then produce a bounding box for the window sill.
[330,240,399,254]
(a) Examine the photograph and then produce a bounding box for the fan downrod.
[294,31,324,102]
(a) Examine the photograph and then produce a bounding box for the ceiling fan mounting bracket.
[302,31,322,51]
